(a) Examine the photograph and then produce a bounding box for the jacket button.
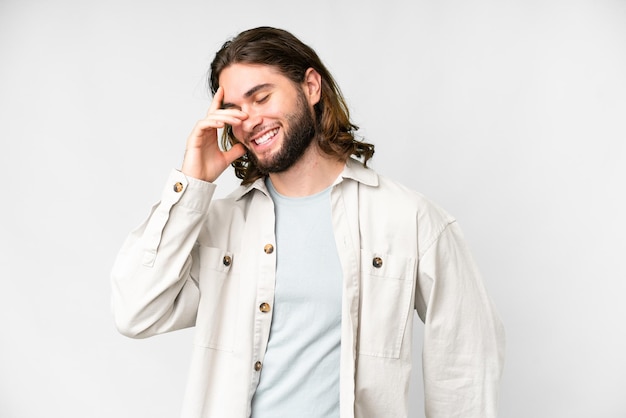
[173,182,184,193]
[254,361,262,371]
[222,255,232,267]
[259,302,271,313]
[264,244,274,254]
[372,257,383,268]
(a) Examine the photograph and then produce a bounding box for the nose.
[241,106,262,135]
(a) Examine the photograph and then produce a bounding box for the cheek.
[256,104,283,120]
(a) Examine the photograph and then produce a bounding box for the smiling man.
[111,27,505,418]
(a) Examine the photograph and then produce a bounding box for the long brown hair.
[209,26,375,184]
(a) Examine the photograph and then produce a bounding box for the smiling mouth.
[253,128,279,146]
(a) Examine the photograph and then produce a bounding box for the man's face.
[219,63,318,174]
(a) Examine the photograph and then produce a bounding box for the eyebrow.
[221,83,275,109]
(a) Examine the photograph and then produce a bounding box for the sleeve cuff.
[161,169,217,213]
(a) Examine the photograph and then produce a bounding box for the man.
[111,26,505,418]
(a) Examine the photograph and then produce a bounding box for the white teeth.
[254,128,279,145]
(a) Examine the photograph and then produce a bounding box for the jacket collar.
[230,157,379,201]
[339,157,379,187]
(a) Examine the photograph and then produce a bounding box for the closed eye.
[255,95,270,105]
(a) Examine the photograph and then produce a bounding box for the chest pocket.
[358,250,416,359]
[194,246,239,352]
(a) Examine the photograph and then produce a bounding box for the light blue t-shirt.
[251,179,343,417]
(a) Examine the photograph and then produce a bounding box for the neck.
[267,144,345,197]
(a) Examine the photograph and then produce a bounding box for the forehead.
[219,63,291,101]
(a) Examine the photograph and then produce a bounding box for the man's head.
[209,26,374,184]
[218,62,319,176]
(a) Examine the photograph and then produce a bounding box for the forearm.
[111,170,216,338]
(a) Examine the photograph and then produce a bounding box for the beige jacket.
[111,159,505,417]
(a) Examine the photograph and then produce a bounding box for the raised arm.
[111,88,248,338]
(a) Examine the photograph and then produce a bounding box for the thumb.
[223,143,247,165]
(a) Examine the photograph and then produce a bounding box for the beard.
[246,90,316,175]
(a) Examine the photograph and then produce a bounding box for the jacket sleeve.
[111,170,216,338]
[415,221,505,418]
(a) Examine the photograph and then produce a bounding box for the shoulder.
[358,165,456,226]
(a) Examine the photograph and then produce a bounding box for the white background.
[1,0,625,417]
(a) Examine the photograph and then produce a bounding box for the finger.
[207,108,248,122]
[207,86,224,115]
[207,88,248,120]
[194,114,244,132]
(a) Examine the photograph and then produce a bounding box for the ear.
[302,68,322,106]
